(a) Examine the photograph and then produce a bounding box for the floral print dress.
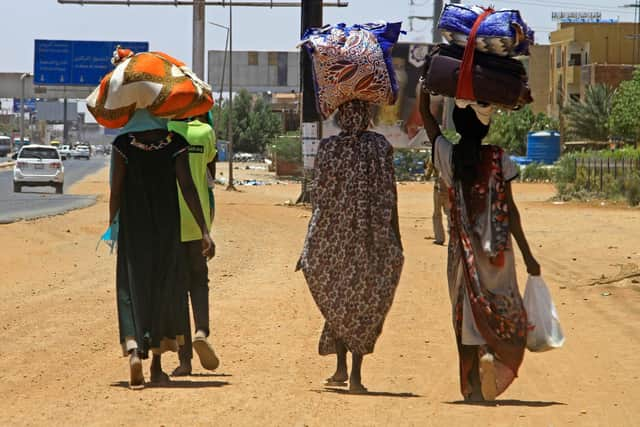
[297,101,404,356]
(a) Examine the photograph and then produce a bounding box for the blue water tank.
[527,131,561,165]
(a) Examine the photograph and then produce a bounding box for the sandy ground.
[0,163,639,426]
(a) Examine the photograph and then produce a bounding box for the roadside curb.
[0,161,15,169]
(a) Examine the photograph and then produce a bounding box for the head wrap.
[335,100,372,135]
[120,109,168,135]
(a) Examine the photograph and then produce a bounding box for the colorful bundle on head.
[438,4,535,57]
[301,22,403,120]
[86,47,214,129]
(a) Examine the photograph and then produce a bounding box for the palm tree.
[562,84,614,141]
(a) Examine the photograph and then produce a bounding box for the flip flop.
[479,353,497,401]
[193,336,220,371]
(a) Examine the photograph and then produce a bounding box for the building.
[549,22,638,117]
[521,45,551,115]
[207,50,300,94]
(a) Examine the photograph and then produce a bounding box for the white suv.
[13,145,65,194]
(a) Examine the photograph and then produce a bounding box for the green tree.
[563,84,613,141]
[484,106,558,155]
[609,69,640,142]
[213,89,282,153]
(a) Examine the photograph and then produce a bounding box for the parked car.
[58,144,72,160]
[74,144,91,160]
[0,136,11,157]
[13,145,64,194]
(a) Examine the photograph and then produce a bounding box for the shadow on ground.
[316,387,421,398]
[446,399,567,407]
[111,380,230,389]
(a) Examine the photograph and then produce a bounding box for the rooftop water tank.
[527,131,561,165]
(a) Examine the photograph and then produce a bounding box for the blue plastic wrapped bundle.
[301,22,402,119]
[438,4,534,57]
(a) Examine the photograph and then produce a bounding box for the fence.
[576,157,640,192]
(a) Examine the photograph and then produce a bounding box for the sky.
[0,0,637,74]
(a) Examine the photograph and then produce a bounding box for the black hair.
[452,105,490,184]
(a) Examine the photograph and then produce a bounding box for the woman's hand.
[525,256,541,276]
[201,234,216,259]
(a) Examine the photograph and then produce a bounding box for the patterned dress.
[434,135,527,399]
[297,101,404,356]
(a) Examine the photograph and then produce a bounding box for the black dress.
[113,130,189,358]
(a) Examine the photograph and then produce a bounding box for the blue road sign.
[13,98,37,113]
[34,40,149,86]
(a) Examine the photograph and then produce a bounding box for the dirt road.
[1,165,639,426]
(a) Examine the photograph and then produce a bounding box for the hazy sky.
[0,0,636,73]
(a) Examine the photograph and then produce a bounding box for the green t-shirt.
[168,120,217,242]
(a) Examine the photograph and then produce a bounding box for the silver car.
[13,145,65,194]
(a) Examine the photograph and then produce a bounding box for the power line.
[492,0,635,14]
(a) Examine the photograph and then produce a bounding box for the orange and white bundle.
[87,47,213,128]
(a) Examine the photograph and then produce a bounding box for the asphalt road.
[0,157,108,224]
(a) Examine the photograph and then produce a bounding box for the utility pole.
[193,0,205,77]
[20,72,32,148]
[297,0,322,204]
[226,0,236,190]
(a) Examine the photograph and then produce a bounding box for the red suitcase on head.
[422,43,533,109]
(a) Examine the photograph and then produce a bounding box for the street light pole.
[20,73,32,148]
[208,21,230,137]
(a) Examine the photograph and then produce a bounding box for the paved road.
[0,157,108,223]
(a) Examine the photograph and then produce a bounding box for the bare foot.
[479,353,497,401]
[129,353,144,390]
[325,369,348,386]
[150,355,171,385]
[171,362,192,377]
[348,380,368,394]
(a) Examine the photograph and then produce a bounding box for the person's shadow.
[110,380,230,389]
[318,387,421,398]
[446,399,566,407]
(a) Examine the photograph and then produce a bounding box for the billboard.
[34,40,149,86]
[323,42,439,149]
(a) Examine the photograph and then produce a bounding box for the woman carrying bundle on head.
[297,100,404,394]
[419,84,540,402]
[91,47,216,389]
[297,21,404,394]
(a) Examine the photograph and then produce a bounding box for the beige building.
[521,45,551,115]
[549,22,638,117]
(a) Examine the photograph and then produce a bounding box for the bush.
[272,136,302,163]
[553,149,640,206]
[521,162,553,182]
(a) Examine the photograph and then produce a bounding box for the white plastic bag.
[523,275,565,352]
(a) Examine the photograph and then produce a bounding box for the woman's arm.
[109,150,126,225]
[175,152,216,259]
[418,82,442,146]
[506,182,541,276]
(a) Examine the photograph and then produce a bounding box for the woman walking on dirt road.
[419,85,540,402]
[109,109,215,389]
[297,100,404,394]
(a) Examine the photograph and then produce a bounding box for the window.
[19,148,58,159]
[268,52,278,66]
[248,51,258,66]
[569,53,582,66]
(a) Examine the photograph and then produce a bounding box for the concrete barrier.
[0,161,15,169]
